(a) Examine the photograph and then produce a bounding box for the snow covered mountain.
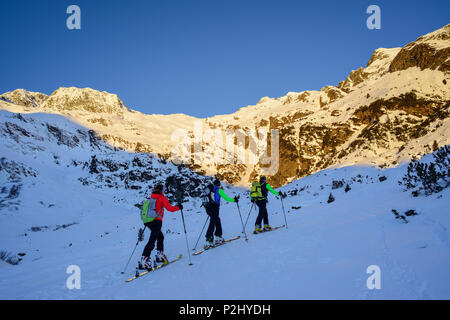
[0,110,224,215]
[1,24,449,188]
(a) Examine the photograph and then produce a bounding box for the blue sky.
[1,0,448,117]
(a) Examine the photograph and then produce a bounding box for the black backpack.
[201,184,215,206]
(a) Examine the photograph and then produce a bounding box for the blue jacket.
[213,185,221,205]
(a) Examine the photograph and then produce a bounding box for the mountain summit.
[41,87,129,115]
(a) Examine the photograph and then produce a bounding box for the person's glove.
[234,196,239,203]
[177,203,183,210]
[251,198,255,203]
[280,191,287,199]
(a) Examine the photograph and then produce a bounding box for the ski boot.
[264,224,272,231]
[155,251,168,265]
[254,225,262,234]
[204,236,214,249]
[139,256,153,271]
[214,236,225,245]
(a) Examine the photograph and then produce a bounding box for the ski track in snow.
[370,215,422,299]
[1,181,450,299]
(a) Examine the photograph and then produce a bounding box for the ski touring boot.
[204,236,214,249]
[254,225,263,234]
[264,224,272,231]
[155,251,168,265]
[214,236,225,245]
[139,256,153,271]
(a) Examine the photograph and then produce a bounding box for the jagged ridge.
[1,24,449,188]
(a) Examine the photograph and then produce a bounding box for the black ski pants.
[205,203,222,239]
[142,219,164,257]
[255,199,269,226]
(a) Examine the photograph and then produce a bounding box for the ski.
[192,236,241,256]
[125,254,183,282]
[253,225,286,235]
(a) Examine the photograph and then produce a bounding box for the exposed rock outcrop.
[389,24,450,72]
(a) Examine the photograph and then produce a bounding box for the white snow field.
[0,110,449,299]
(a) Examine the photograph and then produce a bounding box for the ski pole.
[193,215,210,251]
[235,200,248,241]
[243,202,254,230]
[121,226,146,274]
[280,194,288,229]
[180,208,193,265]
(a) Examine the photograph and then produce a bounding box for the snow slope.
[1,108,449,299]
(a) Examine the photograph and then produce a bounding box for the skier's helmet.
[153,183,164,194]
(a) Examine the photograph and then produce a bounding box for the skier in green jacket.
[251,176,280,232]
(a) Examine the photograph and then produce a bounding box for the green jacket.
[266,184,279,196]
[218,188,235,202]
